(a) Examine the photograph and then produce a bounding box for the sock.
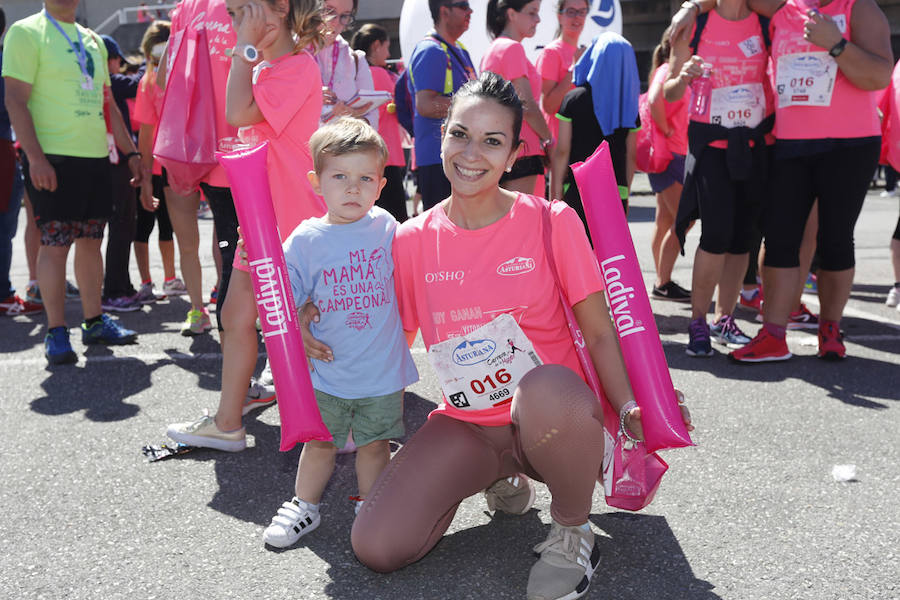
[294,497,319,512]
[740,288,759,300]
[84,315,103,327]
[763,322,786,339]
[820,318,840,331]
[48,325,67,334]
[164,276,176,282]
[142,278,152,285]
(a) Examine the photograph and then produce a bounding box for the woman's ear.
[507,140,523,170]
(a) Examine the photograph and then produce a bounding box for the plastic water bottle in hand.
[690,63,713,118]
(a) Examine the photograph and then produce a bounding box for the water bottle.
[797,0,819,13]
[690,63,713,118]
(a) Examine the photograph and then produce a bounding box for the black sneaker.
[652,281,691,302]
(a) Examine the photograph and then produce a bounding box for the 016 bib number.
[427,313,542,411]
[776,52,837,107]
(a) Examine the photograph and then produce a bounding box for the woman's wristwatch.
[680,0,702,12]
[829,38,848,58]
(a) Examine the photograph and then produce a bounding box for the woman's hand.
[677,55,706,85]
[329,100,352,118]
[139,184,158,212]
[803,11,843,51]
[322,87,338,105]
[234,1,268,47]
[298,302,334,369]
[622,389,694,442]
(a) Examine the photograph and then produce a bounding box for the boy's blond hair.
[310,117,389,174]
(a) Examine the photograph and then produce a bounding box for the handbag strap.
[539,201,603,398]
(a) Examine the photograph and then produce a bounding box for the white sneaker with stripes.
[262,497,320,548]
[527,520,600,600]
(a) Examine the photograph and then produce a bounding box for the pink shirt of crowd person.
[392,194,604,427]
[649,63,688,155]
[133,72,164,175]
[481,38,543,158]
[168,0,237,187]
[243,52,327,243]
[370,65,405,168]
[535,38,576,141]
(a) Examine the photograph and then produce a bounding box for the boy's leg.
[354,439,390,499]
[295,440,339,504]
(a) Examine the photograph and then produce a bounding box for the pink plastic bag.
[217,143,332,450]
[636,92,673,174]
[153,27,217,196]
[540,203,668,511]
[571,142,693,453]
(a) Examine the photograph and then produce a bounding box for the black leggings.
[134,174,174,243]
[763,140,880,271]
[200,183,239,330]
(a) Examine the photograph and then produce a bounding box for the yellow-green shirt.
[1,12,111,158]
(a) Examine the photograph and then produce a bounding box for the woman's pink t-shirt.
[169,0,237,187]
[535,38,576,141]
[370,65,405,167]
[392,193,604,427]
[481,38,544,157]
[133,71,164,175]
[650,64,688,155]
[244,52,327,241]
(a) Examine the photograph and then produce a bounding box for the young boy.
[262,118,419,548]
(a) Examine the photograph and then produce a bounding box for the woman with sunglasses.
[536,0,589,144]
[316,0,378,127]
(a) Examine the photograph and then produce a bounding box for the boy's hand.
[298,302,334,369]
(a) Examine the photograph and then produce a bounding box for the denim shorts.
[315,388,404,449]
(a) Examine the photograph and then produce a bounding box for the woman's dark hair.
[650,26,673,80]
[446,71,524,148]
[486,0,536,39]
[350,23,388,56]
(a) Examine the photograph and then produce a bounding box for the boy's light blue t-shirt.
[282,206,418,399]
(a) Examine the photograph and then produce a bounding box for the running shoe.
[209,286,218,304]
[651,281,691,302]
[101,294,142,313]
[1,294,43,316]
[484,474,536,515]
[886,285,900,307]
[166,411,246,451]
[527,520,600,600]
[135,281,163,305]
[162,277,188,296]
[243,379,277,415]
[804,273,818,295]
[686,317,713,357]
[181,308,212,336]
[64,280,80,299]
[81,314,138,345]
[817,321,846,361]
[710,315,752,347]
[44,326,77,365]
[728,329,791,363]
[880,189,898,198]
[739,288,762,312]
[25,283,42,305]
[787,303,819,330]
[197,200,213,219]
[262,497,320,548]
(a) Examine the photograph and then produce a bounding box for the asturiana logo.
[600,254,646,338]
[497,256,535,276]
[452,339,497,366]
[251,257,288,337]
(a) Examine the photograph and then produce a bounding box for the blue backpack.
[394,69,416,137]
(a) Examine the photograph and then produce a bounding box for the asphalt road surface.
[1,176,897,599]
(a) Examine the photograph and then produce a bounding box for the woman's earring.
[440,151,445,160]
[505,165,513,172]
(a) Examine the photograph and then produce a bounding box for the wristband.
[828,38,848,58]
[680,0,700,12]
[619,400,641,444]
[124,151,141,161]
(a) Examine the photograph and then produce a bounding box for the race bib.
[738,35,763,58]
[709,83,766,128]
[427,313,543,412]
[776,52,837,107]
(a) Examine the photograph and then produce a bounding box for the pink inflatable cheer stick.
[217,143,332,450]
[571,142,693,453]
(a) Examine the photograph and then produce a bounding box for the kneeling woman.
[303,72,692,599]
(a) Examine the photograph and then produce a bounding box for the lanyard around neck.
[44,10,90,81]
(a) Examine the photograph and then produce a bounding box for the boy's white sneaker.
[263,497,320,548]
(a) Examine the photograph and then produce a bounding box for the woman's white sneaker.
[263,497,321,548]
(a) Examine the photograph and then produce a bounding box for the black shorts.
[22,153,113,226]
[693,146,768,255]
[417,163,450,211]
[500,155,545,183]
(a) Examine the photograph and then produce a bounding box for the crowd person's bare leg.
[502,175,537,195]
[216,269,258,431]
[714,252,748,321]
[691,248,724,320]
[73,237,103,318]
[38,243,69,328]
[165,188,204,310]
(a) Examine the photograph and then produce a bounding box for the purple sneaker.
[101,294,142,313]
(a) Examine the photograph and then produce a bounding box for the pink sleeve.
[392,223,420,335]
[132,74,159,126]
[483,41,530,81]
[253,56,317,137]
[536,46,562,82]
[549,201,604,305]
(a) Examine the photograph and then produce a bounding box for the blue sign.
[591,0,617,27]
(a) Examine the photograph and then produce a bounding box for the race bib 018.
[776,52,837,108]
[427,313,542,412]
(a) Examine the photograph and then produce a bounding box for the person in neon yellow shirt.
[3,0,145,364]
